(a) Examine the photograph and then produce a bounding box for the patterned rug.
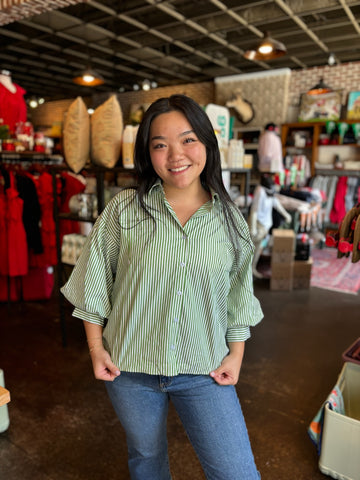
[311,247,360,295]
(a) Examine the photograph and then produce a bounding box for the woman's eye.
[152,143,166,149]
[184,137,196,144]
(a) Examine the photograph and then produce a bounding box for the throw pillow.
[63,97,90,173]
[91,95,123,168]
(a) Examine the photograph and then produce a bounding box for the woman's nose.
[168,143,184,161]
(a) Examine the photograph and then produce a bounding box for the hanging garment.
[29,171,58,267]
[330,176,348,225]
[0,174,8,276]
[17,172,43,255]
[5,171,28,276]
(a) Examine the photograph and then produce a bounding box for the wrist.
[89,344,104,354]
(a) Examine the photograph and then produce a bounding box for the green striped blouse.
[61,181,263,376]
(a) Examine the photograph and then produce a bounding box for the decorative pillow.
[91,95,123,168]
[63,97,90,173]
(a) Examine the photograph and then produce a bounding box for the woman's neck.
[0,74,16,93]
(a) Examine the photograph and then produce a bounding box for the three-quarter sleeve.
[226,212,263,342]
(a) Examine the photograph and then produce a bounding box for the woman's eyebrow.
[151,130,194,141]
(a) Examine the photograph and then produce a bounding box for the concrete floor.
[0,280,358,480]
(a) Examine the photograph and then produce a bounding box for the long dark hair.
[130,94,250,250]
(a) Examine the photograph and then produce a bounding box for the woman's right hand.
[89,346,121,381]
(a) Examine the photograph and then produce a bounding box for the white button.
[177,290,182,296]
[182,235,187,240]
[180,261,186,268]
[170,344,176,350]
[174,317,179,323]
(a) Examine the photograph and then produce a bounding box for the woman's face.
[149,110,207,194]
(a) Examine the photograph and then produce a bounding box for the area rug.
[311,247,360,295]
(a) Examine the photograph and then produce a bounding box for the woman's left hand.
[209,341,245,385]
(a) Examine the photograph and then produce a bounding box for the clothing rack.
[0,153,63,307]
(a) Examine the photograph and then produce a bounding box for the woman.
[61,94,263,479]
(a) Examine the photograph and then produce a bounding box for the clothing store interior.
[1,2,360,480]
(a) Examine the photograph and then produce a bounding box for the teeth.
[170,166,188,172]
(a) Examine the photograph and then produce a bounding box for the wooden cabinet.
[281,121,360,177]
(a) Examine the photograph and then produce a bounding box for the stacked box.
[270,229,295,291]
[319,362,360,480]
[293,258,313,289]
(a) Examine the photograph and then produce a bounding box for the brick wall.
[289,61,360,107]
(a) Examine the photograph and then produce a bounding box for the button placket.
[169,230,188,360]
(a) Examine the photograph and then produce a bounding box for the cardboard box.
[272,251,294,264]
[293,257,313,289]
[272,229,295,253]
[319,362,360,480]
[270,262,294,291]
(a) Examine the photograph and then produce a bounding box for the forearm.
[228,341,245,364]
[83,320,104,352]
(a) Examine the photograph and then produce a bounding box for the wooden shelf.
[281,121,360,176]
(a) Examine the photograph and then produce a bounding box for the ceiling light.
[244,32,287,61]
[142,79,151,91]
[72,68,105,87]
[328,53,336,66]
[29,98,38,108]
[133,84,140,91]
[307,78,332,95]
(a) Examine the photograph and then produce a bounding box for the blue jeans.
[105,373,260,480]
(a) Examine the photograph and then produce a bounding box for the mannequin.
[257,122,284,174]
[0,69,27,134]
[249,173,291,278]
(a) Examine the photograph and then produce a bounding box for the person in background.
[257,122,284,174]
[61,94,263,480]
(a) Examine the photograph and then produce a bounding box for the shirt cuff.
[72,307,105,326]
[226,326,251,343]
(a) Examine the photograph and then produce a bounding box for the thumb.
[210,365,224,378]
[105,358,121,377]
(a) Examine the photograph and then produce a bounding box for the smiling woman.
[61,94,263,480]
[148,110,209,223]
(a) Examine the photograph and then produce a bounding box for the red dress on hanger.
[0,175,8,276]
[5,171,28,276]
[31,171,57,267]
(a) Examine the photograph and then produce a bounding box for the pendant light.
[72,67,105,87]
[244,32,287,61]
[307,78,332,95]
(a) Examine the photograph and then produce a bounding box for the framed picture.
[298,90,342,122]
[346,91,360,120]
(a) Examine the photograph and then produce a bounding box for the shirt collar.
[148,179,220,205]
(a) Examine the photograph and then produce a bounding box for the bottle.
[122,125,134,169]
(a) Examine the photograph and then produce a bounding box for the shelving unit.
[281,121,360,176]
